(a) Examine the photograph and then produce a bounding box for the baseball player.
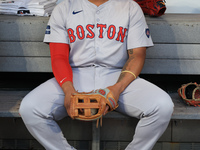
[19,0,174,150]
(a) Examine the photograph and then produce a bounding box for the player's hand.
[103,84,122,115]
[62,81,76,118]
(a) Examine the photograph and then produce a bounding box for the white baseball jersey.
[44,0,153,68]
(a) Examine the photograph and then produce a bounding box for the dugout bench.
[0,14,200,150]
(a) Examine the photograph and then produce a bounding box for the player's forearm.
[116,47,146,93]
[62,81,76,95]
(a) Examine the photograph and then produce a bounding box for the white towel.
[0,0,57,16]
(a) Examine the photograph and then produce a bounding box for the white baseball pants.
[19,66,174,150]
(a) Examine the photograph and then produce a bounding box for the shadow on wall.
[0,16,27,72]
[0,15,51,72]
[143,15,180,74]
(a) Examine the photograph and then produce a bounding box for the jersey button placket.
[96,10,100,22]
[96,9,100,22]
[94,9,100,65]
[94,9,101,88]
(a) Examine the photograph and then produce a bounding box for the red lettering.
[67,28,76,43]
[68,25,127,43]
[97,24,106,38]
[116,27,127,42]
[86,24,95,39]
[107,25,116,39]
[76,25,85,40]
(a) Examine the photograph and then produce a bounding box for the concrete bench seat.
[1,91,199,120]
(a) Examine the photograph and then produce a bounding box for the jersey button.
[96,18,100,22]
[96,10,100,14]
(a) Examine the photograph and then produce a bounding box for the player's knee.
[19,97,31,118]
[19,96,38,124]
[155,93,174,122]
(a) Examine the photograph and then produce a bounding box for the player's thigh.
[117,77,174,119]
[20,78,67,121]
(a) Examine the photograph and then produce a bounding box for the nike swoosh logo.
[72,10,83,15]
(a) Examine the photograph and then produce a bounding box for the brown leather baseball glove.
[134,0,166,17]
[178,82,200,107]
[69,88,118,126]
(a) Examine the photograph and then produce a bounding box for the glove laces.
[96,117,103,128]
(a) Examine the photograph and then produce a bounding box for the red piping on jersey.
[49,43,73,87]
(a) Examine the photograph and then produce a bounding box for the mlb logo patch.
[45,25,51,34]
[145,28,150,38]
